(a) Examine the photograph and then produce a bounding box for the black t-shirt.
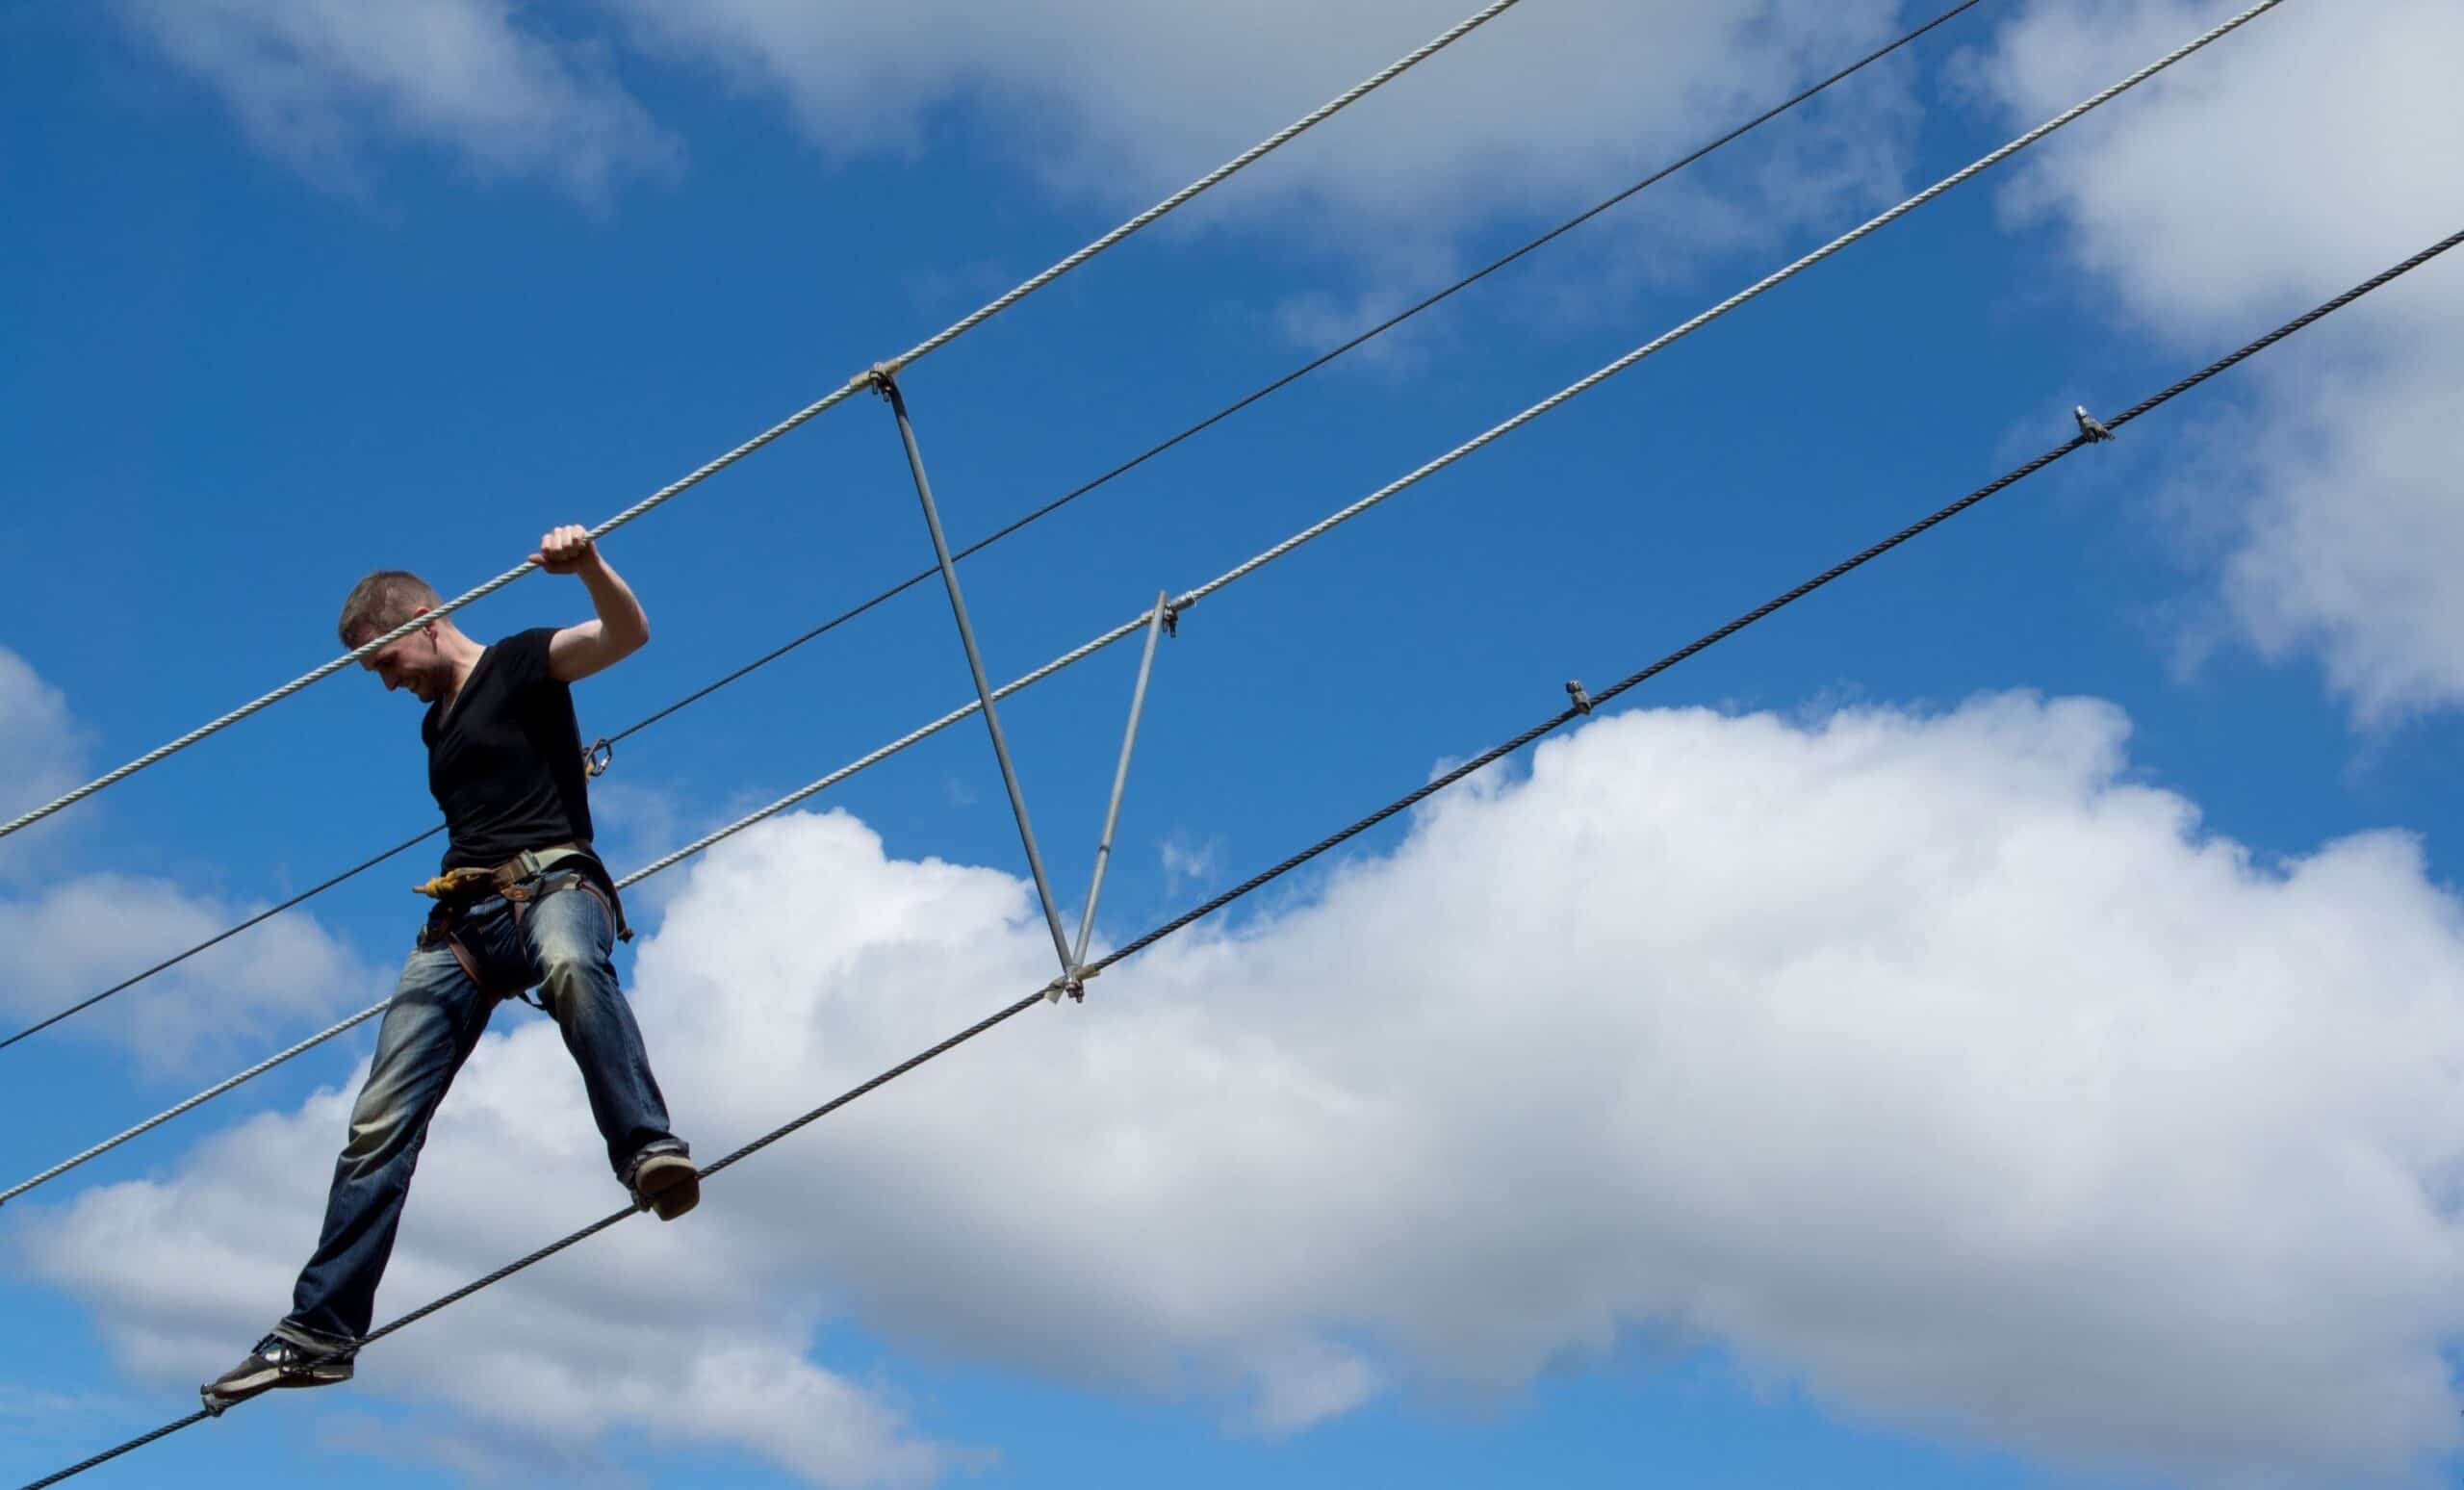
[424,628,594,871]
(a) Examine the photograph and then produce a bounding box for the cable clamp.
[583,737,614,778]
[1161,603,1181,639]
[2073,404,2116,444]
[865,363,899,400]
[1566,680,1594,715]
[1044,965,1098,1004]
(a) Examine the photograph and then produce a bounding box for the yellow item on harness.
[412,843,589,901]
[408,843,629,955]
[412,866,498,899]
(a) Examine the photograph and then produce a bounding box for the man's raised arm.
[539,525,650,682]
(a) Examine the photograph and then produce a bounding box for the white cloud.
[23,694,2464,1486]
[1243,1337,1383,1437]
[0,1384,124,1423]
[1158,830,1221,894]
[583,777,687,875]
[0,872,377,1073]
[2203,335,2464,721]
[112,0,1927,244]
[1972,0,2464,721]
[0,649,374,1068]
[27,1012,975,1487]
[316,1415,584,1486]
[117,0,681,201]
[614,0,1915,249]
[0,650,81,809]
[1272,270,1457,373]
[0,646,90,885]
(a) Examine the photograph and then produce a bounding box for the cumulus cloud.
[23,694,2464,1487]
[2201,333,2464,722]
[0,648,374,1068]
[0,651,81,810]
[1157,830,1222,895]
[116,0,681,201]
[619,0,1917,253]
[1973,0,2464,721]
[0,647,86,884]
[0,1384,124,1424]
[28,998,978,1486]
[116,0,1926,247]
[0,873,377,1073]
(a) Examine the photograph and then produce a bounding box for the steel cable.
[0,0,1996,1059]
[0,0,1528,843]
[0,0,2290,1204]
[28,222,2451,1489]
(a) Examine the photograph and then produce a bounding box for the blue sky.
[3,2,2461,1487]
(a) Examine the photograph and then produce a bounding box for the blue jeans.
[279,872,684,1348]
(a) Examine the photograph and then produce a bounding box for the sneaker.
[629,1150,701,1221]
[200,1332,353,1414]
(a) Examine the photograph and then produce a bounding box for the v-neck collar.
[432,642,498,735]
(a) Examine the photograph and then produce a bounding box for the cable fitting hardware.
[1566,680,1593,714]
[583,737,614,778]
[1045,965,1099,1003]
[865,363,899,400]
[2073,404,2116,444]
[1161,603,1181,639]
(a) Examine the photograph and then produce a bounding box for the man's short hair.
[338,570,442,648]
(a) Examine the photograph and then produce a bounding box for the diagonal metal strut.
[872,369,1076,974]
[1063,590,1171,998]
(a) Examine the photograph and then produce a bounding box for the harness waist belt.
[412,842,589,902]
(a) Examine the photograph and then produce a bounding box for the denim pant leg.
[284,941,496,1347]
[515,882,684,1176]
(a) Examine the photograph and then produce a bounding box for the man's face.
[355,617,445,702]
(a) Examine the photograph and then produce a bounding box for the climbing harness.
[412,843,632,1009]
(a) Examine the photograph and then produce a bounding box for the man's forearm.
[577,552,650,652]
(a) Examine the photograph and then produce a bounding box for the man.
[202,526,697,1413]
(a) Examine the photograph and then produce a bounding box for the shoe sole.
[633,1155,700,1221]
